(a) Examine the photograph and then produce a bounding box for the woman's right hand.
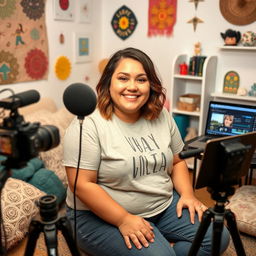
[118,214,155,250]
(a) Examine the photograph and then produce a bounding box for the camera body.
[0,90,60,167]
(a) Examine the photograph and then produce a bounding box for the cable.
[72,119,84,247]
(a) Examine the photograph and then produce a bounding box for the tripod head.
[37,195,59,223]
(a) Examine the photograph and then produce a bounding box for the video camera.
[0,89,60,168]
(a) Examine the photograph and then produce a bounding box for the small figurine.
[194,42,201,56]
[220,29,241,46]
[237,87,247,96]
[248,83,256,97]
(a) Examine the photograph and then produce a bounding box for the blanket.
[0,156,66,205]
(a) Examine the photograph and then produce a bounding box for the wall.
[0,0,102,108]
[1,1,255,109]
[102,0,256,101]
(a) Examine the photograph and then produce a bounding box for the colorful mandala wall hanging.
[55,56,71,80]
[0,0,48,84]
[148,0,177,37]
[111,5,138,40]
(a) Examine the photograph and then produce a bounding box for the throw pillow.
[227,185,256,237]
[1,178,45,250]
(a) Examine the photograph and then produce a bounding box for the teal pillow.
[28,168,66,205]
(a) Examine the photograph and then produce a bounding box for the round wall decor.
[219,0,256,25]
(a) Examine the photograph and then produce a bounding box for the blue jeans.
[66,191,230,256]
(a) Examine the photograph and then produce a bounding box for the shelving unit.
[170,54,217,136]
[211,46,256,103]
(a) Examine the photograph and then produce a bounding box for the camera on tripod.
[0,89,60,167]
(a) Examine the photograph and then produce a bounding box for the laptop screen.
[205,101,256,136]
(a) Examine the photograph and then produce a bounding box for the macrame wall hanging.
[0,0,49,85]
[148,0,177,37]
[187,0,204,32]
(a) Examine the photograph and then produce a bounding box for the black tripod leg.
[188,209,213,256]
[225,209,246,256]
[43,224,59,256]
[57,217,81,256]
[24,220,43,256]
[211,213,224,256]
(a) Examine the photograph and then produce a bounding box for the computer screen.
[205,101,256,136]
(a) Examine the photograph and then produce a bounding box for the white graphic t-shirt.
[63,108,184,218]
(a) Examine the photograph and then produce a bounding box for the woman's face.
[110,58,150,123]
[224,116,233,127]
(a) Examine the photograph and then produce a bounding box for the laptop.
[188,101,256,150]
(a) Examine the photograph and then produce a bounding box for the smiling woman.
[63,47,230,256]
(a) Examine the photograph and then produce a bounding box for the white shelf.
[173,74,203,80]
[219,46,256,51]
[211,92,256,102]
[172,109,200,117]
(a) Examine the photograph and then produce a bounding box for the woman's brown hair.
[96,47,166,120]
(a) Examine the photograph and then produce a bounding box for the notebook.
[188,101,256,150]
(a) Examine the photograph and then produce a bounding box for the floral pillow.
[1,178,45,250]
[227,185,256,237]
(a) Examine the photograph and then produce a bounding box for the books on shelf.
[188,56,207,76]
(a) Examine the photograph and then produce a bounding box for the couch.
[1,98,74,251]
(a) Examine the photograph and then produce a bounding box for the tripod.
[24,195,81,256]
[188,186,246,256]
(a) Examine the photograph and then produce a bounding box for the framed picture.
[74,33,92,63]
[79,0,93,23]
[53,0,75,21]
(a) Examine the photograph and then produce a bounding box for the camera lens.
[39,195,58,222]
[35,125,60,151]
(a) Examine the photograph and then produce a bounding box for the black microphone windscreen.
[63,83,97,117]
[13,90,40,107]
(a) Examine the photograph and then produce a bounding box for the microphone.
[63,83,97,119]
[0,90,40,109]
[179,148,204,159]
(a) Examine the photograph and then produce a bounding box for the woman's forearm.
[73,181,130,227]
[171,159,194,196]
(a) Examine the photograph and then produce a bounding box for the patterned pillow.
[227,185,256,237]
[1,178,45,250]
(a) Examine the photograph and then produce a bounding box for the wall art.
[79,0,92,23]
[74,33,92,63]
[53,0,75,21]
[0,0,48,85]
[111,5,137,40]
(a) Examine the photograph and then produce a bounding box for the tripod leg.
[57,217,81,256]
[225,209,246,256]
[211,213,224,256]
[188,209,213,256]
[24,220,43,256]
[43,224,59,256]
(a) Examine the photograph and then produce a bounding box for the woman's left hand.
[176,195,207,224]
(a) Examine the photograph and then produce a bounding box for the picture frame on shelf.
[79,0,93,23]
[73,33,92,63]
[53,0,75,21]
